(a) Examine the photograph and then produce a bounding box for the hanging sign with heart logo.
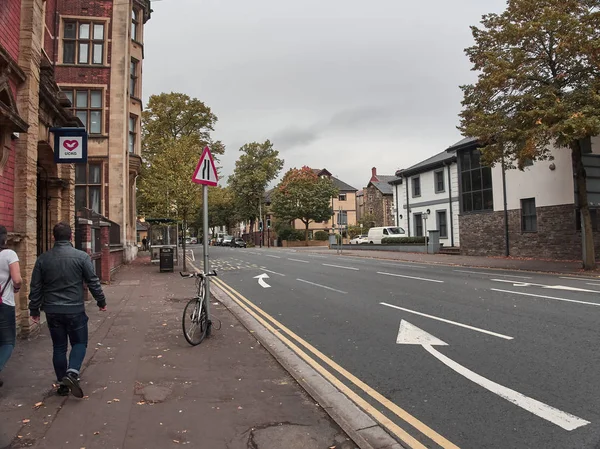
[52,128,88,164]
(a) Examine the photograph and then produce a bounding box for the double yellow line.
[211,276,460,449]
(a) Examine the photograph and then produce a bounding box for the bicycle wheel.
[182,297,208,345]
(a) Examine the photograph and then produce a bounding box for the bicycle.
[180,270,217,346]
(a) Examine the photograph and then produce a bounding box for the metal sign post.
[202,184,212,333]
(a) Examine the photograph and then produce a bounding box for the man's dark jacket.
[29,241,106,316]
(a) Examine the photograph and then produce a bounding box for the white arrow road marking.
[396,320,590,431]
[254,273,271,288]
[491,279,599,293]
[381,302,513,340]
[378,272,444,283]
[491,288,600,307]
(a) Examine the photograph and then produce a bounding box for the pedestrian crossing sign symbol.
[192,146,219,186]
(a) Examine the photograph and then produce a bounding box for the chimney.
[370,167,378,182]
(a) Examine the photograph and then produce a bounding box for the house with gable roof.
[363,167,396,227]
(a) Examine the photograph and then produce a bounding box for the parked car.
[216,233,225,246]
[349,235,368,245]
[231,237,247,248]
[222,235,234,246]
[190,237,197,244]
[367,226,406,244]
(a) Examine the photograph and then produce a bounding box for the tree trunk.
[572,141,596,270]
[304,221,310,244]
[182,216,188,273]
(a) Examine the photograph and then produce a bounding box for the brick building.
[449,137,600,261]
[1,0,80,335]
[50,0,152,262]
[363,167,395,227]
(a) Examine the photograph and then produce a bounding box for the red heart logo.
[63,139,79,151]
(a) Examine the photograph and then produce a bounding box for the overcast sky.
[143,0,507,190]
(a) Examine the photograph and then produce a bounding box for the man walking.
[29,222,107,398]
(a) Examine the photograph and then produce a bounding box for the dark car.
[231,238,247,248]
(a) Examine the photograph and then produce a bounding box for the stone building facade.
[1,0,80,335]
[50,0,151,262]
[363,167,395,227]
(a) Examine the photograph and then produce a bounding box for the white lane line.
[247,251,260,255]
[454,270,532,279]
[491,289,600,307]
[381,302,513,340]
[288,258,310,263]
[587,283,600,287]
[322,263,359,271]
[266,255,282,259]
[378,272,444,284]
[296,278,347,294]
[259,267,286,277]
[306,254,327,258]
[380,262,427,269]
[423,345,589,431]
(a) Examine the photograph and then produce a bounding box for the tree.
[358,213,377,232]
[459,0,600,269]
[195,186,238,234]
[271,167,339,241]
[228,140,284,230]
[137,136,203,272]
[142,92,225,161]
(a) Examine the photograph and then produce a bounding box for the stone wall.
[459,204,600,260]
[364,186,393,227]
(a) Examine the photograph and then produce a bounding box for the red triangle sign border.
[192,146,219,186]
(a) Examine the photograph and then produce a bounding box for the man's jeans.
[46,312,88,382]
[0,304,16,373]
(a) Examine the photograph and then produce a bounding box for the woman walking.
[0,225,22,386]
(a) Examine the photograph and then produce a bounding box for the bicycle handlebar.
[179,270,218,278]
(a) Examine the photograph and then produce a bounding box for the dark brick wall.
[460,204,600,260]
[0,139,16,231]
[0,0,21,62]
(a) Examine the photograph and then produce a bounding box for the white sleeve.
[6,250,19,265]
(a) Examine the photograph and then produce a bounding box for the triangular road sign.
[192,146,219,186]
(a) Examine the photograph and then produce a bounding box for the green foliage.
[142,92,224,162]
[459,0,598,268]
[194,186,238,232]
[347,225,363,239]
[137,135,202,221]
[228,141,284,225]
[246,241,256,248]
[358,213,377,231]
[314,231,329,241]
[382,237,426,245]
[278,227,304,241]
[271,167,339,241]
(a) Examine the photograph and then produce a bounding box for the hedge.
[382,237,427,245]
[314,231,329,241]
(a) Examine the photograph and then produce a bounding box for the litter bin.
[159,247,174,272]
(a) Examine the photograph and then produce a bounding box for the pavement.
[289,246,600,277]
[0,255,359,449]
[196,245,600,449]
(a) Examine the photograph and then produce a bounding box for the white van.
[367,226,406,244]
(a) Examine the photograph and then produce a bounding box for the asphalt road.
[189,244,600,449]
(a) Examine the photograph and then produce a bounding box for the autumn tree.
[459,0,600,269]
[271,167,338,242]
[228,140,284,230]
[142,92,225,161]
